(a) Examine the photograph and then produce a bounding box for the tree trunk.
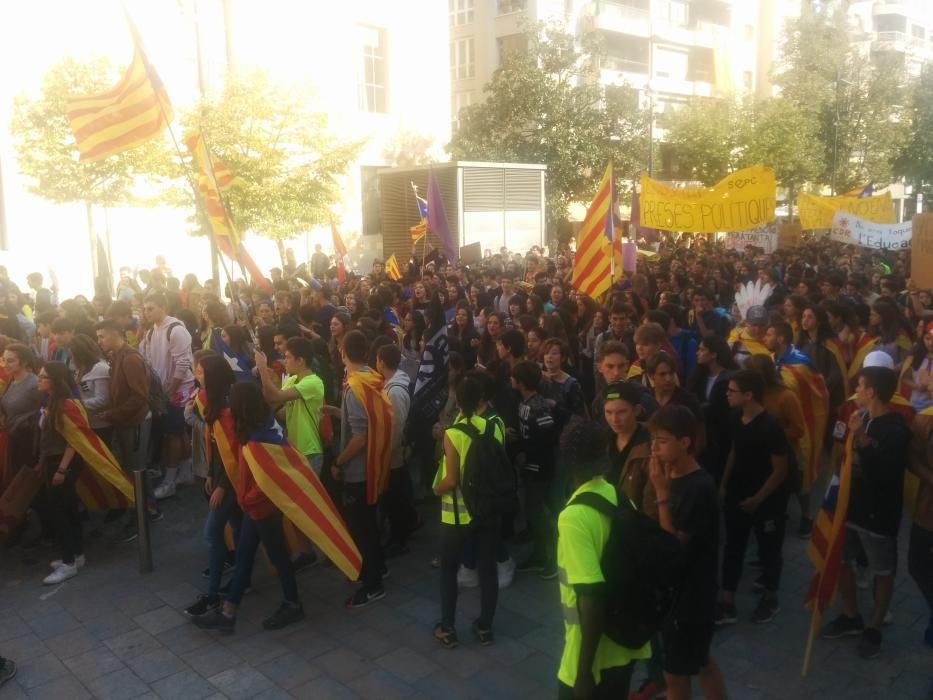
[85,200,97,290]
[788,185,795,223]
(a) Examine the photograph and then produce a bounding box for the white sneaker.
[457,566,479,588]
[50,555,85,570]
[43,563,78,585]
[497,557,515,590]
[175,461,194,485]
[154,480,176,500]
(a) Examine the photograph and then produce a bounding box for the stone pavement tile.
[312,647,371,683]
[104,628,163,661]
[249,688,294,700]
[351,603,416,637]
[24,611,81,641]
[207,666,275,700]
[470,664,541,699]
[480,634,534,666]
[394,622,444,657]
[13,653,69,690]
[375,646,440,684]
[0,678,28,700]
[184,642,244,678]
[393,597,437,626]
[412,671,483,700]
[223,632,289,665]
[83,667,150,700]
[114,592,165,619]
[485,607,542,640]
[0,617,29,643]
[154,621,214,655]
[1,634,49,661]
[149,669,217,700]
[62,593,115,623]
[280,626,339,661]
[513,650,559,687]
[255,652,321,690]
[44,627,101,660]
[891,671,933,699]
[517,627,563,658]
[340,628,396,659]
[155,582,201,609]
[83,611,139,641]
[64,647,126,684]
[346,668,415,700]
[290,676,362,700]
[15,601,65,623]
[133,606,187,636]
[428,645,490,680]
[22,675,91,700]
[124,646,189,684]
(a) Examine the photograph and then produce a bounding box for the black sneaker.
[751,595,780,624]
[192,609,235,634]
[262,602,305,630]
[516,557,544,573]
[433,623,458,649]
[184,594,222,618]
[0,658,17,688]
[345,586,385,608]
[471,620,495,647]
[858,627,882,659]
[291,551,319,574]
[822,614,865,639]
[149,508,164,523]
[119,523,139,544]
[714,601,737,626]
[798,517,814,540]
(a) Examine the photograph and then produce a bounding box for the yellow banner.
[639,166,776,233]
[797,192,895,230]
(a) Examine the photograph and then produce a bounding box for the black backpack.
[449,418,517,523]
[568,488,686,649]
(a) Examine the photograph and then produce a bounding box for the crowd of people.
[0,234,931,699]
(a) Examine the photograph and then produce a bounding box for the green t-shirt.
[282,373,325,457]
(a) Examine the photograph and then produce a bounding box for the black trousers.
[722,495,787,594]
[45,456,83,565]
[908,524,933,613]
[385,467,418,547]
[439,520,498,630]
[343,481,385,592]
[557,663,634,700]
[227,510,297,607]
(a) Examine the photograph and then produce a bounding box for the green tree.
[774,10,909,193]
[658,98,744,185]
[447,23,649,232]
[895,64,933,201]
[182,69,362,262]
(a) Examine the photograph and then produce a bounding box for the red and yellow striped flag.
[385,254,401,281]
[195,391,240,483]
[571,163,614,299]
[186,131,240,251]
[61,400,135,510]
[242,439,361,580]
[66,48,173,163]
[780,363,830,491]
[332,222,348,286]
[346,368,393,505]
[847,334,878,392]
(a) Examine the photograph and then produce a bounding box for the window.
[912,24,925,39]
[602,32,649,73]
[449,0,474,27]
[655,46,689,80]
[359,26,387,113]
[497,0,527,13]
[874,13,906,33]
[450,37,475,81]
[653,0,688,26]
[497,33,527,65]
[687,46,714,82]
[451,91,474,131]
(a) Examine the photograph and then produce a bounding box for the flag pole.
[801,606,819,677]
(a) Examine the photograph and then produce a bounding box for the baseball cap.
[746,305,769,326]
[863,350,894,370]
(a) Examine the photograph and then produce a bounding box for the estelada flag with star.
[61,400,135,510]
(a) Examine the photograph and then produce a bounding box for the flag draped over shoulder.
[804,434,854,666]
[571,163,613,299]
[66,45,173,162]
[848,334,878,391]
[727,328,771,358]
[241,420,361,580]
[61,400,135,510]
[213,335,255,383]
[194,391,239,483]
[778,352,830,492]
[346,369,393,505]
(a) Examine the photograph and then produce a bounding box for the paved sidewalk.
[0,487,930,700]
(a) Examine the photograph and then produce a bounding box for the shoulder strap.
[166,321,183,343]
[449,421,480,440]
[569,490,617,518]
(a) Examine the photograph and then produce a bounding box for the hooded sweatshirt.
[383,369,411,470]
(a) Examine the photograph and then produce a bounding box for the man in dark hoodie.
[822,365,912,659]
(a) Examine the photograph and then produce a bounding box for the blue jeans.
[226,510,298,607]
[204,489,241,594]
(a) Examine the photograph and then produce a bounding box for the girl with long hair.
[1,343,41,480]
[540,338,586,419]
[796,305,846,411]
[448,301,479,369]
[868,298,914,369]
[906,322,933,411]
[68,334,112,443]
[220,325,255,382]
[201,300,228,351]
[476,311,505,368]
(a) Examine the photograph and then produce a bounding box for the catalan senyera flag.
[824,337,848,388]
[66,41,173,163]
[346,368,393,505]
[61,400,135,511]
[241,419,361,580]
[385,254,401,281]
[332,222,348,286]
[778,354,830,492]
[410,183,428,243]
[571,163,613,299]
[804,433,854,664]
[848,334,878,392]
[195,391,240,483]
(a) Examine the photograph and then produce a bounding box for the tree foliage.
[659,98,743,185]
[895,64,933,197]
[383,129,437,168]
[9,56,176,206]
[182,69,362,242]
[447,23,649,229]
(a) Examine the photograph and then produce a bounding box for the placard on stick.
[459,242,482,266]
[912,213,933,290]
[777,223,802,248]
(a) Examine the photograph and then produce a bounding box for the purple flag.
[427,171,458,264]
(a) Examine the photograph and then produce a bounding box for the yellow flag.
[797,192,895,230]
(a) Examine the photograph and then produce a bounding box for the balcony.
[583,1,715,48]
[874,30,928,53]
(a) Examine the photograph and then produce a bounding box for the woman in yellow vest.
[432,375,503,648]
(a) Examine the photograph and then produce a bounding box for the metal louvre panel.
[463,167,505,211]
[378,167,460,263]
[504,168,541,209]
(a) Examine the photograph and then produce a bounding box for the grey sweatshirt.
[383,370,410,470]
